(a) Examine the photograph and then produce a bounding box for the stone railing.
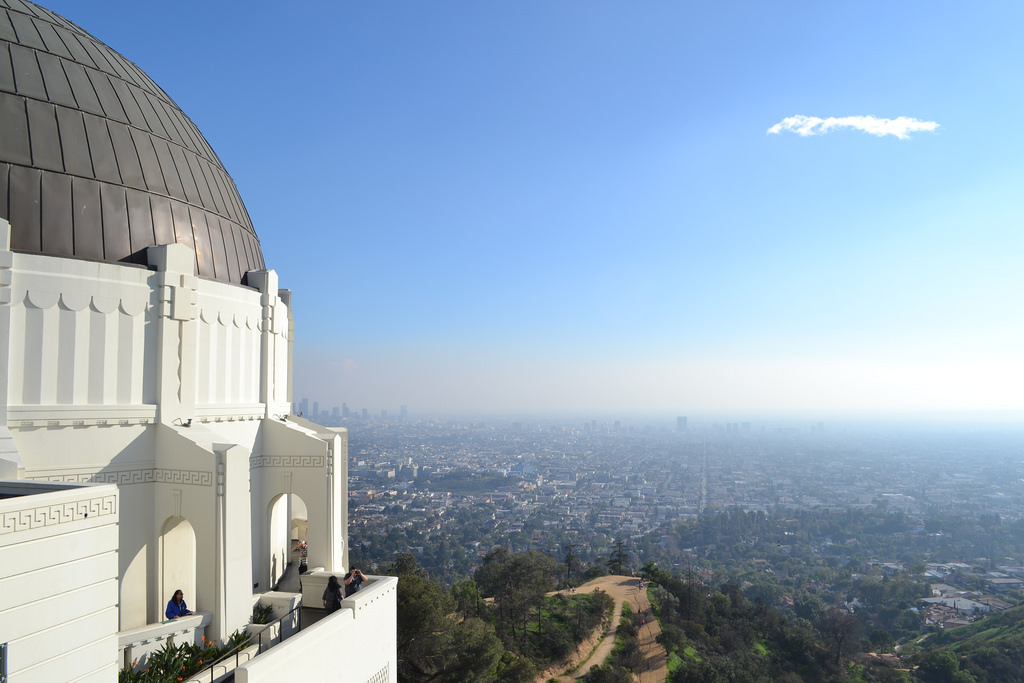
[234,576,397,683]
[118,611,211,670]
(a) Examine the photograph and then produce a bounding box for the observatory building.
[0,1,396,681]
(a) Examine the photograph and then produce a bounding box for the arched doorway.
[159,517,196,620]
[291,495,308,543]
[268,494,288,588]
[268,493,308,587]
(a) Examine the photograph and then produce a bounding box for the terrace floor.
[274,547,327,629]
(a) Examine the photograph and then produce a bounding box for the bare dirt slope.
[538,575,668,682]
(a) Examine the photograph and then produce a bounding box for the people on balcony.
[165,589,193,620]
[323,575,343,614]
[293,540,309,573]
[344,567,367,597]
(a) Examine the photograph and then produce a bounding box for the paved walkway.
[543,575,667,682]
[273,547,326,629]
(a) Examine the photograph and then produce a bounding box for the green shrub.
[118,629,252,682]
[252,601,274,624]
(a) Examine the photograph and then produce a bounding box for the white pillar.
[148,244,198,427]
[245,270,281,420]
[0,220,21,478]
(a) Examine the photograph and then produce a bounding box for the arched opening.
[268,494,289,588]
[159,517,196,620]
[291,495,308,543]
[268,493,309,587]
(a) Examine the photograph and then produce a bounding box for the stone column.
[148,244,198,427]
[0,220,21,478]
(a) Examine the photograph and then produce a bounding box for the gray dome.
[0,0,263,284]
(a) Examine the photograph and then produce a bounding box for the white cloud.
[767,115,939,140]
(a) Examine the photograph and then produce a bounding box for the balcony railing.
[187,603,301,683]
[119,612,211,671]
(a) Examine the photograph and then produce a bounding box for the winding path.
[542,575,667,682]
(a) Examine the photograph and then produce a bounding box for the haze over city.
[46,1,1024,419]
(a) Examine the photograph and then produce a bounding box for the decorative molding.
[156,273,198,322]
[198,308,260,329]
[250,455,326,470]
[27,468,212,487]
[0,248,12,306]
[153,469,212,486]
[20,288,149,317]
[0,494,118,535]
[13,418,152,428]
[7,404,157,428]
[197,414,263,424]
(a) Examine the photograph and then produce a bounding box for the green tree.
[917,650,977,683]
[564,542,581,588]
[437,617,504,682]
[793,592,825,623]
[581,664,634,683]
[495,656,537,683]
[641,559,671,585]
[818,607,861,666]
[475,548,558,655]
[451,578,486,621]
[608,539,629,575]
[387,553,502,681]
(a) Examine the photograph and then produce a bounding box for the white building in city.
[0,1,396,681]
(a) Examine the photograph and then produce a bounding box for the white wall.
[234,576,397,683]
[0,482,119,683]
[194,287,262,408]
[5,255,155,411]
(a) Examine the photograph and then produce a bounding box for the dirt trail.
[537,575,667,682]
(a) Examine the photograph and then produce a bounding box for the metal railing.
[254,603,303,654]
[192,603,302,683]
[1,642,7,683]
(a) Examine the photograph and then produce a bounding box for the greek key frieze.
[27,472,97,484]
[98,469,156,486]
[0,494,118,535]
[154,469,213,486]
[27,468,211,487]
[250,455,326,470]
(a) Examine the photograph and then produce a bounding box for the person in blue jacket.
[165,589,193,620]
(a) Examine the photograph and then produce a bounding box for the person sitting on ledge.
[165,589,193,620]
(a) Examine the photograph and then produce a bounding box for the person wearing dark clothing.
[165,589,193,620]
[322,575,343,614]
[344,567,367,597]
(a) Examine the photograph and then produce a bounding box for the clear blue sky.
[46,1,1024,419]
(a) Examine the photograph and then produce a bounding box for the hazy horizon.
[295,404,1024,433]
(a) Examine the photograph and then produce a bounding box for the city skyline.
[46,1,1024,419]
